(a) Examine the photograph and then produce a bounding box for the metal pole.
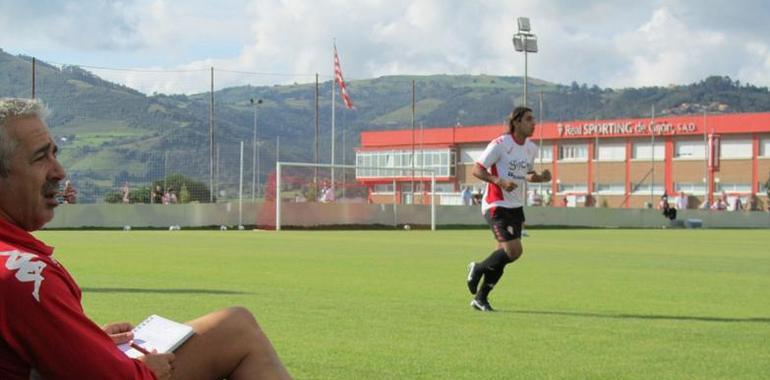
[594,117,599,200]
[704,112,709,204]
[315,74,319,192]
[276,162,282,230]
[524,50,528,106]
[276,136,280,166]
[393,178,398,227]
[420,122,424,177]
[239,141,244,227]
[420,122,425,200]
[331,55,336,190]
[431,173,436,231]
[163,151,168,193]
[650,105,655,207]
[411,79,415,204]
[31,57,36,99]
[342,114,347,199]
[209,67,214,202]
[256,124,260,198]
[215,144,220,202]
[538,91,544,194]
[252,101,257,201]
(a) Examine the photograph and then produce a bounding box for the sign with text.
[556,120,700,138]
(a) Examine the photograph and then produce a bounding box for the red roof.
[360,112,770,148]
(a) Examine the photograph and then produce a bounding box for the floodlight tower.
[512,17,538,106]
[250,98,263,200]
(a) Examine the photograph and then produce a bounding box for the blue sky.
[1,0,768,94]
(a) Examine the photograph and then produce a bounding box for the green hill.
[2,48,770,202]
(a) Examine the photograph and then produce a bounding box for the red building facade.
[356,112,770,209]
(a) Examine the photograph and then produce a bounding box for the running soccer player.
[466,106,551,311]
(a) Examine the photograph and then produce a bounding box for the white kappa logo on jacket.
[1,250,46,302]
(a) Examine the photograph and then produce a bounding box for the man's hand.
[63,187,77,203]
[541,169,552,182]
[103,322,134,345]
[496,178,517,192]
[138,352,175,380]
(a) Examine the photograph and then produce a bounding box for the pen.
[129,341,152,355]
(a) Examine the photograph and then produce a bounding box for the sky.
[1,0,768,95]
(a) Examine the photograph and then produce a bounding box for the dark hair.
[507,106,533,134]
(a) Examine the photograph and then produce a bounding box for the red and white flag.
[334,45,354,110]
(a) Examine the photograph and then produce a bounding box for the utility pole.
[331,48,337,189]
[411,79,416,203]
[209,67,214,203]
[538,91,544,194]
[650,104,656,207]
[315,73,320,192]
[31,57,36,99]
[250,98,262,201]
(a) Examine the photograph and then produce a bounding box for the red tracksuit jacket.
[0,219,156,379]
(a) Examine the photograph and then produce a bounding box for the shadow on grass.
[501,309,770,323]
[82,287,250,295]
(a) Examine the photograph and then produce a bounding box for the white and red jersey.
[0,218,156,379]
[476,133,537,213]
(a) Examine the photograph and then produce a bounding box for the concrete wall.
[45,202,770,229]
[46,203,259,228]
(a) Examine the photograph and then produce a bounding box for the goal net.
[263,162,437,230]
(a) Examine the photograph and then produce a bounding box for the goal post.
[274,161,437,231]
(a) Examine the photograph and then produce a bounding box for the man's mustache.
[42,181,59,196]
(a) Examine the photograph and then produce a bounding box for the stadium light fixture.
[512,17,538,106]
[517,17,531,32]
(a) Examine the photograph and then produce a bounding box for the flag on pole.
[334,44,354,110]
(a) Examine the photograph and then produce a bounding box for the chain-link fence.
[2,56,350,205]
[62,140,283,204]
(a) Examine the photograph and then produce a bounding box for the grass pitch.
[35,229,770,379]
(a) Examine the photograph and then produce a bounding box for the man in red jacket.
[0,98,291,380]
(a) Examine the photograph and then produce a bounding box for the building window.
[373,184,394,193]
[675,139,706,159]
[632,141,664,160]
[596,143,626,161]
[675,182,706,195]
[760,137,770,157]
[536,144,553,163]
[720,138,752,159]
[595,183,625,194]
[462,144,553,164]
[630,183,665,194]
[355,148,455,179]
[716,183,752,193]
[433,183,455,193]
[558,144,588,161]
[557,183,588,193]
[459,146,485,163]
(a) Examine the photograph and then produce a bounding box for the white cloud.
[606,7,731,88]
[739,41,770,86]
[1,0,768,94]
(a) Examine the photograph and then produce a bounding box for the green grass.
[55,118,136,135]
[34,229,770,379]
[372,98,445,124]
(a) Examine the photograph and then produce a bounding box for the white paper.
[118,314,195,358]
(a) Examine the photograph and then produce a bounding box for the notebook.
[118,314,195,358]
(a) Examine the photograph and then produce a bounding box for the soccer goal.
[270,161,437,230]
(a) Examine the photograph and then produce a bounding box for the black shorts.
[484,207,525,242]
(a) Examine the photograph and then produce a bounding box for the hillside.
[2,48,770,202]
